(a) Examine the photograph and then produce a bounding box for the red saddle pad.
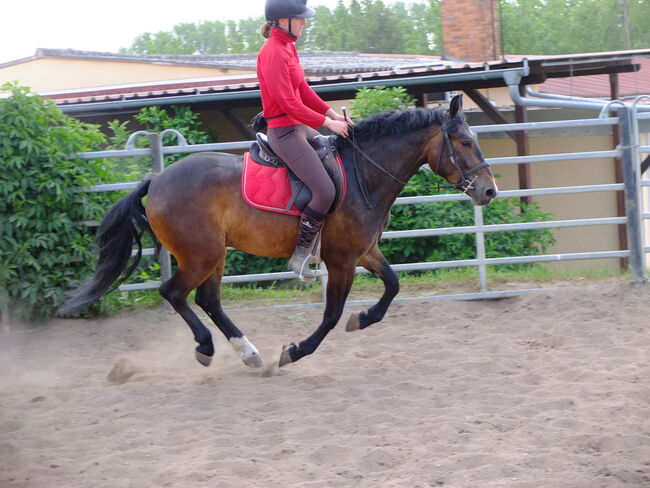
[241,152,302,216]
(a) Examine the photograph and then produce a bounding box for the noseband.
[435,120,490,193]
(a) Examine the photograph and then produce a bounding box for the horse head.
[422,94,498,206]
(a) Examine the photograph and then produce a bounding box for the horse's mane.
[348,107,462,142]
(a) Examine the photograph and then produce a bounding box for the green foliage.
[380,172,556,267]
[120,0,650,57]
[500,0,650,54]
[122,18,265,55]
[302,0,442,54]
[104,105,216,180]
[0,83,110,320]
[351,86,416,119]
[122,1,442,56]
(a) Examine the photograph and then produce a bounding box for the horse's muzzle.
[472,184,498,206]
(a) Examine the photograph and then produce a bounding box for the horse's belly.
[223,208,297,259]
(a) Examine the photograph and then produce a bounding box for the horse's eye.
[461,141,472,148]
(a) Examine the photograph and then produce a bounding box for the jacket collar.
[271,27,298,43]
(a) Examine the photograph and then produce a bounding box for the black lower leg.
[195,278,244,341]
[359,261,400,330]
[160,278,214,358]
[283,267,354,364]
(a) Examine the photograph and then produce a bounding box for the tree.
[123,1,443,56]
[122,18,264,55]
[500,0,650,54]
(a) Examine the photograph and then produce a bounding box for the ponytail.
[260,22,272,39]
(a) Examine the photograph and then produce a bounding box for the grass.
[104,264,631,313]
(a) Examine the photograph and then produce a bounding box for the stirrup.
[289,246,318,282]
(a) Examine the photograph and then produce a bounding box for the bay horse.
[59,94,497,368]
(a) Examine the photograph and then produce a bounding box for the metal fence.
[78,104,649,307]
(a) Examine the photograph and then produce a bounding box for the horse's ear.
[449,94,464,119]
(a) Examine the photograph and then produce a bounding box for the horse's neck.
[349,136,423,211]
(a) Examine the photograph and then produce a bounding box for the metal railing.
[78,105,649,306]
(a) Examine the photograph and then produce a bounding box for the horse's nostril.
[485,188,496,200]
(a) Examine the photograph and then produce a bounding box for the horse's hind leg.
[159,267,216,367]
[196,271,263,368]
[346,244,399,332]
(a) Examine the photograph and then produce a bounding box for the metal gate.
[78,102,650,308]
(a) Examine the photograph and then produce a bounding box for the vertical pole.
[150,133,174,308]
[319,262,328,305]
[618,107,646,284]
[1,300,9,333]
[515,85,531,207]
[610,73,628,270]
[474,205,488,293]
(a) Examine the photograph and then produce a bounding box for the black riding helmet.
[265,0,315,21]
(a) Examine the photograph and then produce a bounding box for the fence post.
[618,107,647,284]
[149,133,174,305]
[319,262,328,304]
[1,301,9,333]
[474,205,488,292]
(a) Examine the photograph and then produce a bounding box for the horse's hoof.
[243,352,264,368]
[230,336,263,368]
[195,350,213,367]
[346,312,361,332]
[278,344,296,367]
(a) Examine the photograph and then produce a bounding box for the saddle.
[242,133,346,216]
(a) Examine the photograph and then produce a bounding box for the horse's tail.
[58,177,158,315]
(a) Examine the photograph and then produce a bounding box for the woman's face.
[278,17,307,37]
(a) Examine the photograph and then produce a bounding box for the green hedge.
[381,171,555,267]
[0,84,111,320]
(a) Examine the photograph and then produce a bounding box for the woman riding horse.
[258,0,350,281]
[59,96,497,370]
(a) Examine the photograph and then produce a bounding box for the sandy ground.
[1,279,650,488]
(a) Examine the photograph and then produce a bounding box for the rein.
[346,133,408,186]
[345,129,408,209]
[344,119,491,207]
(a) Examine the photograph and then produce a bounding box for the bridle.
[435,118,491,193]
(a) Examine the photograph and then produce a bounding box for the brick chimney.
[441,0,502,62]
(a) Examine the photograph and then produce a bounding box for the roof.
[4,47,448,76]
[540,57,650,99]
[19,48,650,112]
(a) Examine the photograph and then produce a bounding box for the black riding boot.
[289,207,325,282]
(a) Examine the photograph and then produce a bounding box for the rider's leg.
[267,125,335,281]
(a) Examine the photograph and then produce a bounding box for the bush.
[105,105,217,180]
[351,86,415,119]
[0,84,110,320]
[380,172,555,266]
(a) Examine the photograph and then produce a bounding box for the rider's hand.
[326,109,354,125]
[324,117,349,138]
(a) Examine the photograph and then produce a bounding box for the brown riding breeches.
[267,124,336,215]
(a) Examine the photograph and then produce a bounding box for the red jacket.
[257,28,330,130]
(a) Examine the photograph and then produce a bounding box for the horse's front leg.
[279,261,356,367]
[346,244,399,332]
